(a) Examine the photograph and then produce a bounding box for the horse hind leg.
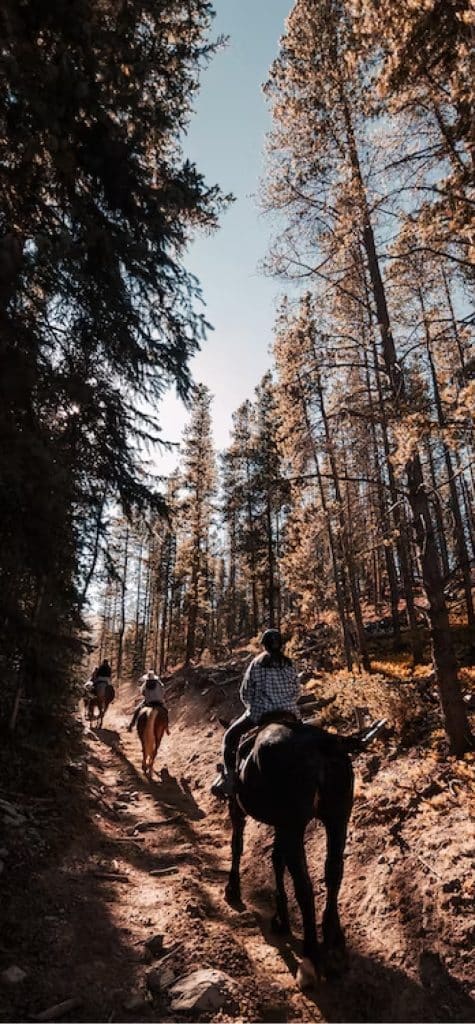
[281,828,320,989]
[142,735,151,776]
[151,722,166,775]
[321,815,349,975]
[148,739,158,776]
[271,829,290,935]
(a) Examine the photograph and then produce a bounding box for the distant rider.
[211,628,301,799]
[92,659,112,698]
[127,669,167,732]
[84,658,112,699]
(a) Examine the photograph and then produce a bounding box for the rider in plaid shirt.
[212,628,301,799]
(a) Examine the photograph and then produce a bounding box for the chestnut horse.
[137,705,169,777]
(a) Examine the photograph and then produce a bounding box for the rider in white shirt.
[127,670,167,732]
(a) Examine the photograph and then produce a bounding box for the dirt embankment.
[0,663,474,1024]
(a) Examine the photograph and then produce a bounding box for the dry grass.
[303,654,436,739]
[370,652,432,680]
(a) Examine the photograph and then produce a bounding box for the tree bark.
[342,105,472,749]
[418,288,474,626]
[116,522,129,684]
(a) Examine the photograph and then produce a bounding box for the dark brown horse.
[137,705,170,777]
[223,718,385,989]
[83,683,115,729]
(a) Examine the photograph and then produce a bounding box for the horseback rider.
[211,628,301,799]
[127,669,167,733]
[92,659,112,698]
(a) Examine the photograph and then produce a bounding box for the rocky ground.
[0,657,474,1023]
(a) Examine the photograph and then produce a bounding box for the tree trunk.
[316,374,370,671]
[425,439,450,579]
[343,105,472,749]
[79,489,106,610]
[265,490,276,628]
[116,523,129,684]
[418,288,474,626]
[294,366,353,668]
[362,345,401,640]
[245,458,259,635]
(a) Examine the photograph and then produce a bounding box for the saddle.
[236,711,300,765]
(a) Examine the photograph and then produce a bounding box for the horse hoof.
[224,884,241,906]
[296,957,318,991]
[271,913,290,936]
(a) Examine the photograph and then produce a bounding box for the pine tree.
[263,0,472,752]
[0,1,227,718]
[179,385,217,663]
[353,0,474,268]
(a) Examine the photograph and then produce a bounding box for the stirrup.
[211,772,235,800]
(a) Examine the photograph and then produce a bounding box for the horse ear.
[218,716,230,730]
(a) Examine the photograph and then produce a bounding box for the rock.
[185,902,203,919]
[123,993,148,1012]
[2,966,28,985]
[169,969,232,1012]
[0,847,8,858]
[0,861,4,875]
[145,933,165,957]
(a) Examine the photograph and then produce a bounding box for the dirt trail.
[1,680,474,1023]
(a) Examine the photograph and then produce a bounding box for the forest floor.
[1,652,474,1024]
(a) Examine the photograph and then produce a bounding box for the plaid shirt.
[240,655,300,722]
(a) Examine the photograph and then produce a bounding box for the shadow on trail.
[153,766,206,821]
[0,765,142,1023]
[307,950,474,1024]
[253,906,474,1024]
[96,728,205,821]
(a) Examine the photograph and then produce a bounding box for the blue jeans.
[222,710,254,775]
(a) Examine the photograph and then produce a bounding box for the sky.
[155,0,292,475]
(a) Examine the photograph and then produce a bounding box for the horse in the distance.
[223,716,385,989]
[137,705,170,777]
[83,682,115,729]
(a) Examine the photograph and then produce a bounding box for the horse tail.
[339,718,387,755]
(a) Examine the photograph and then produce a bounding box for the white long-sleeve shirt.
[140,675,166,706]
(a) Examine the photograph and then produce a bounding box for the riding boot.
[211,764,237,800]
[211,711,252,800]
[127,701,144,732]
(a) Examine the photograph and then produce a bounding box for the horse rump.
[105,683,115,705]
